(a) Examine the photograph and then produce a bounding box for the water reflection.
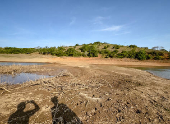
[0,62,45,66]
[51,96,82,124]
[0,73,53,84]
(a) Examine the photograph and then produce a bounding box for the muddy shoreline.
[0,63,170,123]
[0,54,170,123]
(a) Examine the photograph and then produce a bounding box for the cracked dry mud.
[0,64,170,124]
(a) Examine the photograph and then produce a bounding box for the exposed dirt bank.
[0,64,170,123]
[0,54,170,67]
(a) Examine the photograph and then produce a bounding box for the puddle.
[0,73,53,84]
[0,62,46,66]
[120,65,170,80]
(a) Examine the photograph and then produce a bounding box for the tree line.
[0,42,170,60]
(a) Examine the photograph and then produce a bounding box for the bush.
[146,54,152,60]
[108,51,117,58]
[129,45,137,48]
[55,50,66,56]
[58,46,65,51]
[113,45,120,49]
[168,52,170,59]
[117,51,128,58]
[65,48,77,56]
[160,49,168,52]
[153,55,162,60]
[93,41,102,45]
[81,52,86,57]
[103,46,107,49]
[79,45,89,52]
[148,51,164,56]
[103,45,110,49]
[127,49,136,58]
[87,46,98,57]
[113,50,118,54]
[135,50,147,60]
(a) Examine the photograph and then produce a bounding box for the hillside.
[0,42,170,60]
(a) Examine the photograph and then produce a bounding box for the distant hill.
[0,42,170,60]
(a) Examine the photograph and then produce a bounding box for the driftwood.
[0,87,11,93]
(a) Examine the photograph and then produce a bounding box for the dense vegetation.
[0,42,170,60]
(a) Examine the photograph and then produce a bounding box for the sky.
[0,0,170,50]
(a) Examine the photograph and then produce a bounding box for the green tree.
[129,45,137,48]
[79,45,89,52]
[109,50,118,58]
[65,48,80,56]
[127,49,136,58]
[113,45,120,49]
[87,46,98,57]
[135,50,147,60]
[117,51,128,58]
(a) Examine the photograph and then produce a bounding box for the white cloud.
[101,7,112,11]
[115,31,131,35]
[69,17,76,25]
[98,25,123,31]
[10,27,36,35]
[93,16,104,24]
[92,16,110,25]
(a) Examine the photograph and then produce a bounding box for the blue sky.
[0,0,170,50]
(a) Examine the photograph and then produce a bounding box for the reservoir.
[118,65,170,80]
[0,73,53,84]
[0,62,46,66]
[0,62,52,84]
[134,66,170,80]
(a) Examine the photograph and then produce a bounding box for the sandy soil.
[0,53,170,67]
[0,54,170,123]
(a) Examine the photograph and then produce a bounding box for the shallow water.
[0,62,46,66]
[0,73,53,84]
[133,66,170,80]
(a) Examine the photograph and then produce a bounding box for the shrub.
[108,51,116,58]
[55,50,66,56]
[113,45,120,49]
[153,55,162,60]
[146,54,152,60]
[65,48,77,56]
[93,41,102,45]
[81,52,87,57]
[160,49,168,52]
[103,46,107,49]
[135,50,147,60]
[79,44,89,52]
[57,46,65,51]
[87,46,98,57]
[117,51,128,58]
[168,52,170,59]
[103,45,110,49]
[127,49,136,58]
[129,45,137,48]
[148,51,164,56]
[113,50,118,54]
